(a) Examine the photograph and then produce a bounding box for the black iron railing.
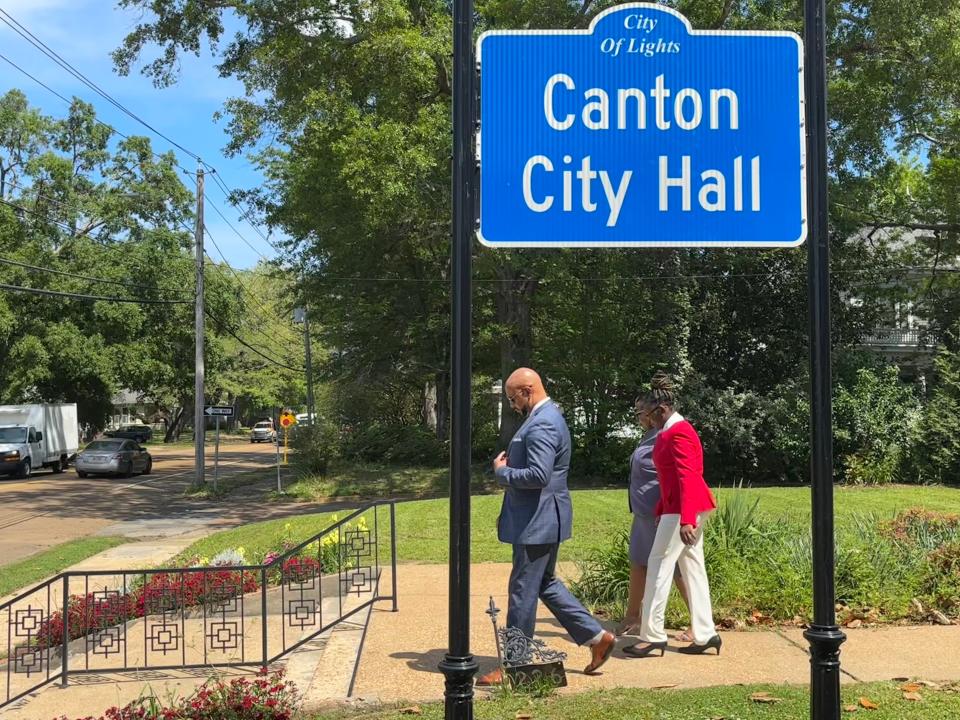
[0,501,397,710]
[861,327,927,348]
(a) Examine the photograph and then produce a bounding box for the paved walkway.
[352,563,960,703]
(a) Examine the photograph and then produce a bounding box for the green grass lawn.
[309,682,960,720]
[172,484,960,566]
[0,537,128,597]
[281,461,496,501]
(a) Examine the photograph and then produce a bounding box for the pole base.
[439,654,479,720]
[804,624,846,720]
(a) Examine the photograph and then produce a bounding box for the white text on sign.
[522,73,756,226]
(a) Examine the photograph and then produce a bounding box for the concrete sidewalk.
[352,563,960,703]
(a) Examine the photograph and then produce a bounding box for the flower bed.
[30,514,365,652]
[35,569,259,651]
[52,668,299,720]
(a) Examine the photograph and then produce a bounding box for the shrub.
[921,542,960,615]
[53,668,300,719]
[833,365,920,484]
[572,501,959,626]
[290,419,340,475]
[340,422,446,465]
[905,343,960,485]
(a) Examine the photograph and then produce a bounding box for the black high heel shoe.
[622,641,667,658]
[676,635,722,655]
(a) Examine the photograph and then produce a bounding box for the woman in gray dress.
[616,399,692,637]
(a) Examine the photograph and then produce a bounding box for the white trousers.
[639,512,716,644]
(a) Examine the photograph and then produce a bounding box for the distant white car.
[250,421,277,443]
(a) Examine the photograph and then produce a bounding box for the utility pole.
[194,165,206,487]
[294,306,316,425]
[304,309,315,424]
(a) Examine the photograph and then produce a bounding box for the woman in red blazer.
[623,373,721,658]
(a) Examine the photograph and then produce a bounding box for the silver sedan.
[75,439,153,478]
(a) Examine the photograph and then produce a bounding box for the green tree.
[0,92,249,432]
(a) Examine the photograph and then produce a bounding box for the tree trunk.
[164,405,187,443]
[495,264,537,447]
[423,381,438,431]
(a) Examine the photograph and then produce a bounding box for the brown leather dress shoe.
[583,631,616,674]
[475,667,504,686]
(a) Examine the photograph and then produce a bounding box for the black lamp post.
[803,0,846,717]
[439,0,479,716]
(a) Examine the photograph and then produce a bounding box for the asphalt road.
[0,439,282,566]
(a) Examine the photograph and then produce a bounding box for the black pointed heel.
[677,635,722,655]
[622,641,667,658]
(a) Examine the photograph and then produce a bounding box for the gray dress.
[628,429,663,566]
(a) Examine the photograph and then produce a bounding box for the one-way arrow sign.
[204,406,234,417]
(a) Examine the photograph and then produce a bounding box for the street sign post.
[203,406,233,492]
[279,412,296,466]
[478,3,805,247]
[214,415,221,492]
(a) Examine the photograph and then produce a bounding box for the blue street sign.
[477,3,805,247]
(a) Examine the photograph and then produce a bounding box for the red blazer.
[652,419,717,526]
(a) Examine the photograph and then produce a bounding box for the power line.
[0,196,82,235]
[205,308,304,372]
[0,282,190,304]
[0,14,281,269]
[204,191,273,263]
[0,7,202,163]
[203,225,303,347]
[0,255,190,297]
[205,171,282,253]
[0,51,187,173]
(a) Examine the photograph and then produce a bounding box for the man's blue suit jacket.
[495,400,573,546]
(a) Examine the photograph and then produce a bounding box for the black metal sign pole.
[803,0,845,717]
[439,0,478,715]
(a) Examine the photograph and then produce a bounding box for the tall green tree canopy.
[109,0,958,458]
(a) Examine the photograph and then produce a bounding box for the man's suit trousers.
[506,543,601,658]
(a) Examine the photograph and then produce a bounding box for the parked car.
[75,439,152,478]
[250,421,277,444]
[105,424,153,443]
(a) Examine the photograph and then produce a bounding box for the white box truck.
[0,403,79,478]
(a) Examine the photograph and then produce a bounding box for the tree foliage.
[109,0,960,476]
[0,91,264,431]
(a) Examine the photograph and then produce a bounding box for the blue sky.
[0,0,277,269]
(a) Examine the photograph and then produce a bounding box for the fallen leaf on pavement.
[859,697,879,710]
[399,707,423,715]
[750,692,782,704]
[903,692,923,702]
[846,619,862,629]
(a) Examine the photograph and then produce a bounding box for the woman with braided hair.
[623,373,722,658]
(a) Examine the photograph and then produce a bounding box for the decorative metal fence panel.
[0,501,397,709]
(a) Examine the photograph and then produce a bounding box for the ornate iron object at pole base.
[486,597,567,688]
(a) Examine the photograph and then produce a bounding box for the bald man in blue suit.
[476,368,615,686]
